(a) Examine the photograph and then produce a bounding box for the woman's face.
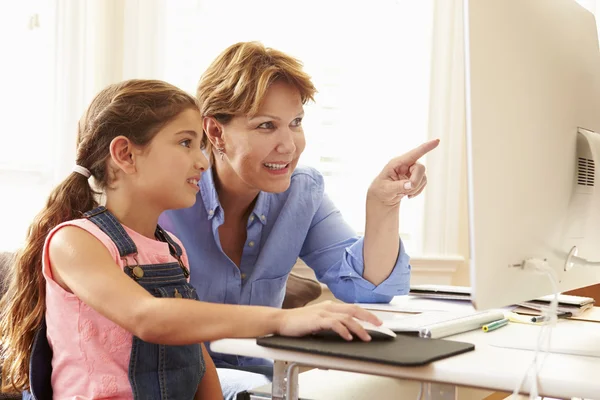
[217,81,306,193]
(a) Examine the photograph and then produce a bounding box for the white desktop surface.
[211,315,600,398]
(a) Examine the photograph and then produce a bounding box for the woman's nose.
[277,128,297,154]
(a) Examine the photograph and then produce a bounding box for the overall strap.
[83,206,137,257]
[155,225,189,278]
[83,206,190,278]
[154,225,182,257]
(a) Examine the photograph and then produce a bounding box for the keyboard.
[382,310,506,339]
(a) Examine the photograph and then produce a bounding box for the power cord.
[511,259,559,399]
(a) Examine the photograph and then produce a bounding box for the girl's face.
[133,108,209,210]
[215,81,306,194]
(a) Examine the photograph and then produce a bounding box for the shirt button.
[208,209,214,216]
[241,273,247,279]
[260,215,266,221]
[249,215,255,222]
[248,241,255,247]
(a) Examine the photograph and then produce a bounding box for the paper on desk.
[514,302,594,317]
[571,306,600,322]
[358,295,517,314]
[505,312,538,325]
[488,321,600,357]
[358,295,481,313]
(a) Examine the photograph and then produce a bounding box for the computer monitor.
[465,0,600,310]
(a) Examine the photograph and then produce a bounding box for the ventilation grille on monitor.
[578,157,595,187]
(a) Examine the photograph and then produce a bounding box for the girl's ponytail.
[0,171,96,393]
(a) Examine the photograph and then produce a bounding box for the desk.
[211,312,600,399]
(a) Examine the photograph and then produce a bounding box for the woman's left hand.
[368,139,440,207]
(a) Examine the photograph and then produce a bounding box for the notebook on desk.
[409,284,471,301]
[409,285,595,315]
[257,334,475,367]
[499,293,595,316]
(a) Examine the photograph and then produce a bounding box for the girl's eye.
[291,117,303,127]
[180,139,192,148]
[257,121,275,130]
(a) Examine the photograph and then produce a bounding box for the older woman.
[159,41,438,399]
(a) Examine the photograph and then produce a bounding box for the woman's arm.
[300,189,409,304]
[363,140,439,285]
[363,196,401,286]
[49,226,379,344]
[195,344,223,400]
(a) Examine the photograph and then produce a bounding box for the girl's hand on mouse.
[275,301,381,341]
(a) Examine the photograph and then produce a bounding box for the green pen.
[482,318,509,332]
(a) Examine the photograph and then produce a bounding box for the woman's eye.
[257,121,275,130]
[180,139,192,148]
[291,117,303,127]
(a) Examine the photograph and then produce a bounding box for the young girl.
[0,79,379,399]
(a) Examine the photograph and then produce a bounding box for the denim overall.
[27,206,205,399]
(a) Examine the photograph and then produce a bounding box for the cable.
[571,254,600,268]
[565,246,600,270]
[511,259,559,399]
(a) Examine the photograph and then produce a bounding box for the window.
[162,0,434,253]
[0,1,440,256]
[0,1,56,251]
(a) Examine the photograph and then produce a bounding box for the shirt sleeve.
[299,183,411,304]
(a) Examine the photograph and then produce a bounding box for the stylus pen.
[531,311,573,323]
[482,318,509,332]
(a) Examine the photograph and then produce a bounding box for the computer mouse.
[358,320,397,340]
[311,319,397,341]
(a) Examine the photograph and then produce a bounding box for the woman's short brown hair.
[197,41,317,124]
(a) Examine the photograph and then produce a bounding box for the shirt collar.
[200,168,270,224]
[200,168,221,220]
[251,190,270,225]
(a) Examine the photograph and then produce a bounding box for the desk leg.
[271,360,299,400]
[423,383,457,400]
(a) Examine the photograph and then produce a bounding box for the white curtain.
[52,0,169,181]
[422,0,466,259]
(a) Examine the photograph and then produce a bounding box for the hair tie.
[72,165,91,178]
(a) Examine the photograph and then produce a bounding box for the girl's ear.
[109,136,137,175]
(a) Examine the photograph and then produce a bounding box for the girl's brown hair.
[197,41,317,125]
[0,79,200,393]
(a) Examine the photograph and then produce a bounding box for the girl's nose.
[195,151,209,171]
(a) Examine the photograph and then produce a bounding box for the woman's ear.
[203,116,225,148]
[109,136,137,175]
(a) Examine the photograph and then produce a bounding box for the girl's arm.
[195,344,223,400]
[49,226,380,344]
